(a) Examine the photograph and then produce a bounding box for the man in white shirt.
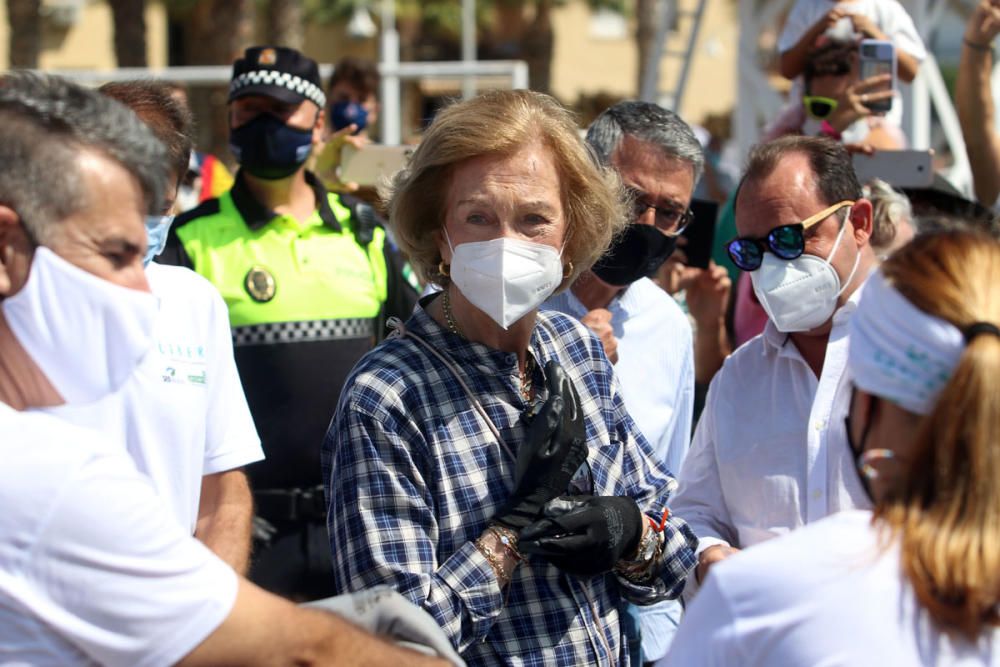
[0,71,455,667]
[542,101,709,663]
[42,80,263,573]
[670,135,876,593]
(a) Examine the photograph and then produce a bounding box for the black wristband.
[964,37,993,52]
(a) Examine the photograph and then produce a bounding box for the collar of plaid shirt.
[323,297,698,665]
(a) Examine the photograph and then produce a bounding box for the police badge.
[244,266,277,303]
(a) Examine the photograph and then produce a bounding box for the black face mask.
[844,392,879,503]
[229,113,314,181]
[591,223,677,287]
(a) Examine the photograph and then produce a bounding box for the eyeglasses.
[624,186,693,235]
[726,200,854,271]
[803,95,839,120]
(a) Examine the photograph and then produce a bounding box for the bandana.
[848,270,964,415]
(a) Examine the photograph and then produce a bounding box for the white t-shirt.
[0,402,238,667]
[662,510,1000,667]
[777,0,927,61]
[43,263,263,533]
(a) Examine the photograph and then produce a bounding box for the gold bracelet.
[475,536,510,586]
[487,525,523,562]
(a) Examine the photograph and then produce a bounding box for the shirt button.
[812,489,823,500]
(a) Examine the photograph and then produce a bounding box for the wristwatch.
[634,526,660,564]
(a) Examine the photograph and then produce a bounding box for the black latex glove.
[492,361,589,531]
[519,495,644,577]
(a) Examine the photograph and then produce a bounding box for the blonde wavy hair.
[876,229,1000,639]
[382,89,627,290]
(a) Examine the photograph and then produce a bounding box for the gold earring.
[438,260,450,277]
[562,261,574,278]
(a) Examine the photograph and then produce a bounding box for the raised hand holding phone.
[858,39,896,114]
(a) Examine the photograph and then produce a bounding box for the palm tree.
[108,0,148,66]
[268,0,305,49]
[7,0,42,68]
[183,0,258,160]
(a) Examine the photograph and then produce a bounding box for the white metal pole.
[640,0,672,103]
[900,0,931,150]
[735,0,760,161]
[461,0,477,99]
[380,0,401,145]
[511,61,529,90]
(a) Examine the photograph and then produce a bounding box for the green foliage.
[939,61,959,100]
[306,0,631,30]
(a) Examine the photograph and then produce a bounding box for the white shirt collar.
[760,279,868,354]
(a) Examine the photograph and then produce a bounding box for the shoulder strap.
[385,317,515,462]
[339,194,382,247]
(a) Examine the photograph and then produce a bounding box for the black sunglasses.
[624,185,693,235]
[726,200,854,271]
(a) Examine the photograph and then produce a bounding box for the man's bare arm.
[196,469,254,575]
[957,0,1000,206]
[178,579,451,667]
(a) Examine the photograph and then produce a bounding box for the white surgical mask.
[2,246,158,404]
[446,231,563,329]
[750,210,861,333]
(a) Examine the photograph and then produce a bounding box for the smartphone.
[680,199,718,270]
[858,39,896,114]
[852,150,934,189]
[340,144,413,187]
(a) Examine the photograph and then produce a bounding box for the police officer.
[161,46,418,600]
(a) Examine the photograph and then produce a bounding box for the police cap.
[229,46,326,110]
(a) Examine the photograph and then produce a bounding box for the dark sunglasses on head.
[803,95,839,120]
[726,200,854,271]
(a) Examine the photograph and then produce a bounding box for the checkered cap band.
[233,318,374,347]
[230,70,327,109]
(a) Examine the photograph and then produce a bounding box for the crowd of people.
[2,1,1000,665]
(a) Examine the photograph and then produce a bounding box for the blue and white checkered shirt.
[322,300,697,666]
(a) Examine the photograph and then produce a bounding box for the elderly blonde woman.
[321,90,697,665]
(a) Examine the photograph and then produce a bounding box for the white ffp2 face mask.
[447,233,564,330]
[2,246,158,404]
[750,211,861,333]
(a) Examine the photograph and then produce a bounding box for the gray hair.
[0,72,167,243]
[864,178,914,251]
[585,100,704,184]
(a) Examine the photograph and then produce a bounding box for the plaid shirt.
[322,301,697,666]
